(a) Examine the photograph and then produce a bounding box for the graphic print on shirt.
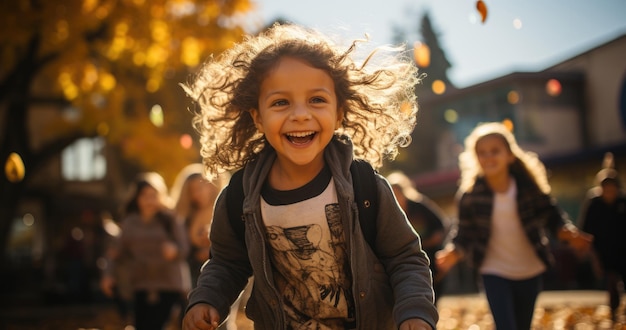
[266,202,352,329]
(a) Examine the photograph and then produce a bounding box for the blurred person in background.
[171,164,246,329]
[436,122,592,330]
[171,164,228,289]
[578,152,626,322]
[387,171,447,303]
[100,172,190,330]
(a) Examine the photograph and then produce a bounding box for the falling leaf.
[476,0,488,23]
[5,152,25,183]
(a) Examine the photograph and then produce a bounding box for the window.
[61,137,106,181]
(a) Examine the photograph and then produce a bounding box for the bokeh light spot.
[56,20,69,41]
[468,12,477,24]
[82,0,98,13]
[22,213,35,227]
[546,79,562,96]
[432,80,446,95]
[502,119,514,132]
[513,18,523,29]
[182,37,201,67]
[97,122,110,136]
[71,227,84,241]
[133,52,146,66]
[146,78,160,92]
[150,104,164,127]
[180,134,193,149]
[413,41,430,68]
[444,109,458,123]
[507,90,520,104]
[99,72,116,91]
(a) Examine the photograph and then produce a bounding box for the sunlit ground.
[436,291,626,330]
[2,291,625,330]
[232,290,626,330]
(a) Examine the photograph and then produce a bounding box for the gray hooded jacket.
[187,135,438,329]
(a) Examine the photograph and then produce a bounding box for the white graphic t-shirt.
[260,166,354,329]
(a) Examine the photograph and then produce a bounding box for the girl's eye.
[311,96,326,104]
[271,99,288,107]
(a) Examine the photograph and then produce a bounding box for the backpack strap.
[350,159,379,250]
[225,168,246,243]
[226,160,379,248]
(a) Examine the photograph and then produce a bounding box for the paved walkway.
[1,290,623,329]
[436,290,624,330]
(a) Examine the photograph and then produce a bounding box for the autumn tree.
[387,11,457,174]
[0,0,255,260]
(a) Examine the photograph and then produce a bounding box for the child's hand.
[558,227,593,258]
[162,241,179,261]
[183,303,221,330]
[399,318,433,330]
[99,275,116,298]
[435,248,460,276]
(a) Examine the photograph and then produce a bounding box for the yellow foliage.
[181,37,201,67]
[1,0,254,180]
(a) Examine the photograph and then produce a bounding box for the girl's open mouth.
[285,131,316,145]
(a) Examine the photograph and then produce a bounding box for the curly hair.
[458,122,551,194]
[183,23,421,180]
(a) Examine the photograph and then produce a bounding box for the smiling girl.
[436,122,591,330]
[181,23,437,330]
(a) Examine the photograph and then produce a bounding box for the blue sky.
[250,0,626,88]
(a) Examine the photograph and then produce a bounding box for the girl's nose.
[290,103,312,120]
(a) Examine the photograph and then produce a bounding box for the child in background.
[387,171,447,302]
[100,172,191,330]
[171,164,242,329]
[436,122,591,330]
[171,163,228,287]
[578,153,626,322]
[182,23,437,330]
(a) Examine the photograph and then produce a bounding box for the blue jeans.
[481,273,543,330]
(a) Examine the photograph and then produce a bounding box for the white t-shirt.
[260,167,352,329]
[479,179,546,279]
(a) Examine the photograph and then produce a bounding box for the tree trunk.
[0,91,32,265]
[0,33,43,264]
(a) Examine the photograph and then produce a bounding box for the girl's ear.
[250,108,264,133]
[335,107,344,130]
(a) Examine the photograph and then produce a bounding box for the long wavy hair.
[458,122,551,194]
[170,163,230,221]
[183,23,422,180]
